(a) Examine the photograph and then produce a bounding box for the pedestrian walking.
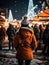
[13,26,37,65]
[6,24,15,50]
[33,24,40,52]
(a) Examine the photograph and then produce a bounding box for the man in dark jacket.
[33,24,40,52]
[7,24,15,50]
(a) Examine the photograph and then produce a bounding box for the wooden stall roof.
[32,8,49,21]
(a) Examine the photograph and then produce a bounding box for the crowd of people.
[32,23,49,57]
[0,16,49,65]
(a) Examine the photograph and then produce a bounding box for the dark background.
[0,0,49,19]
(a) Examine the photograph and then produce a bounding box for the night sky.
[0,0,49,19]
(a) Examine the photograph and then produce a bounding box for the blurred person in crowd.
[42,24,49,56]
[0,25,6,50]
[6,24,15,50]
[13,26,37,65]
[39,24,44,41]
[34,24,40,41]
[39,24,44,50]
[33,24,40,52]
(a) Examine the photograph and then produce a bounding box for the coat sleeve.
[31,33,37,50]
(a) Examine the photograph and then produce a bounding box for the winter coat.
[14,27,37,60]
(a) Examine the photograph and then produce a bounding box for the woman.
[14,27,37,65]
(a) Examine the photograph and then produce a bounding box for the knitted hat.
[21,16,29,27]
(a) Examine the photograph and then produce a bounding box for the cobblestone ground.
[0,37,49,65]
[0,50,49,65]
